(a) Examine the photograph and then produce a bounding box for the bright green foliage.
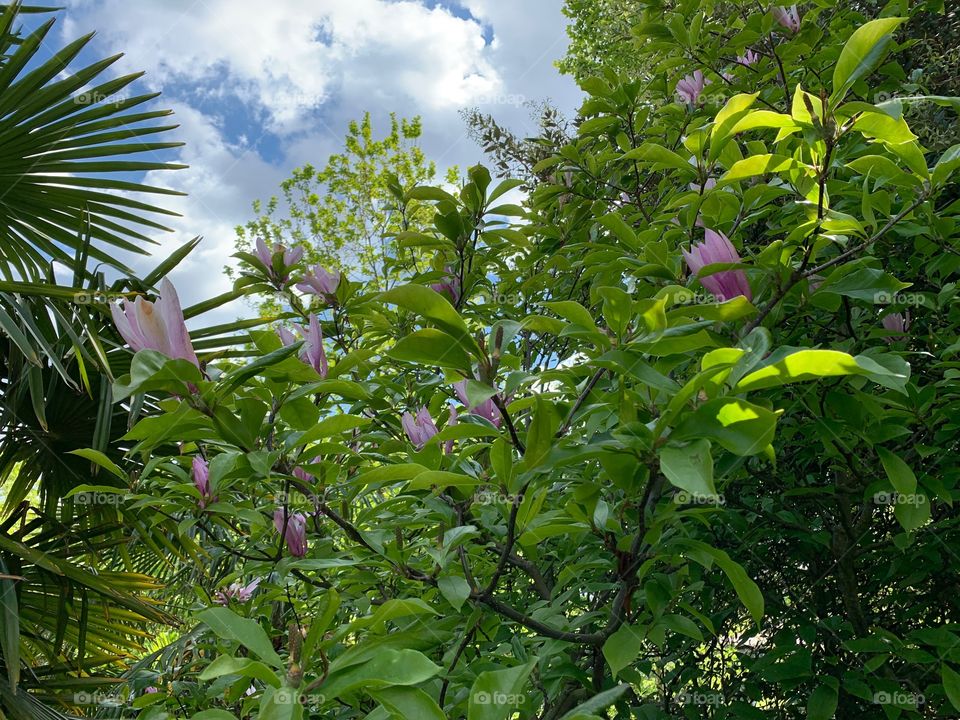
[235,113,457,302]
[4,1,960,719]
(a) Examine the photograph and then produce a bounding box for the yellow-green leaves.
[673,399,780,456]
[381,283,482,358]
[831,17,906,103]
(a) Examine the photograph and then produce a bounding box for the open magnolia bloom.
[683,229,753,302]
[110,277,199,367]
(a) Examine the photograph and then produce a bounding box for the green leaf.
[557,685,630,720]
[876,447,917,495]
[438,575,472,611]
[198,656,282,688]
[602,625,643,677]
[0,560,19,691]
[197,608,283,669]
[736,350,860,391]
[192,711,239,720]
[672,399,779,457]
[933,144,960,187]
[369,687,446,720]
[467,660,536,720]
[381,284,481,357]
[659,439,716,499]
[894,493,930,533]
[806,683,838,720]
[320,648,442,699]
[942,663,960,711]
[388,329,473,371]
[720,154,804,184]
[407,470,482,491]
[620,143,696,178]
[831,18,906,102]
[681,541,765,625]
[816,267,910,302]
[66,448,126,479]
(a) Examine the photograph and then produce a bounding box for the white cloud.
[55,0,582,326]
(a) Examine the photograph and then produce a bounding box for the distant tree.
[461,101,573,184]
[235,113,458,301]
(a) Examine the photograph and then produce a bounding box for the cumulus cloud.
[55,0,581,325]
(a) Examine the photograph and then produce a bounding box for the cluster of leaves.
[234,112,458,307]
[71,2,960,720]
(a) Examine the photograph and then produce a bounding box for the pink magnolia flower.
[192,456,217,508]
[110,278,198,367]
[298,315,329,378]
[738,49,760,66]
[401,407,439,449]
[273,509,308,557]
[682,229,753,302]
[276,326,297,347]
[292,466,313,484]
[676,70,709,105]
[772,5,801,33]
[214,578,261,606]
[882,312,910,342]
[689,178,717,193]
[254,238,304,282]
[296,264,340,299]
[453,381,502,428]
[431,267,461,304]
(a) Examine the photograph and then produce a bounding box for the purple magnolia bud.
[430,267,461,304]
[277,326,297,347]
[144,687,158,695]
[737,49,760,66]
[401,407,439,449]
[255,238,304,284]
[192,456,216,508]
[882,312,910,342]
[689,178,717,193]
[292,466,313,484]
[110,278,199,367]
[298,315,328,378]
[772,5,801,33]
[273,509,308,557]
[682,229,753,302]
[236,578,261,601]
[214,578,261,605]
[296,264,340,299]
[453,381,502,428]
[676,70,709,105]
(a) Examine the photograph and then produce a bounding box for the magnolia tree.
[89,3,960,719]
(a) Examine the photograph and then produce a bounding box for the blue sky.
[40,0,582,324]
